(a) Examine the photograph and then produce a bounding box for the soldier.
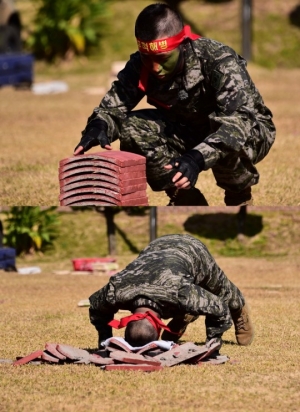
[74,3,276,205]
[89,234,254,348]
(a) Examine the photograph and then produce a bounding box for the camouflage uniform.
[89,234,245,343]
[86,37,275,192]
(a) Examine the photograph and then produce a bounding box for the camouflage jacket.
[89,234,227,339]
[87,37,275,168]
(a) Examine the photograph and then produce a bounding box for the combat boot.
[231,302,254,346]
[161,314,199,342]
[166,187,209,206]
[224,187,253,206]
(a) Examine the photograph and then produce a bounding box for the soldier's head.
[109,309,165,347]
[125,317,159,347]
[135,3,185,80]
[135,3,184,41]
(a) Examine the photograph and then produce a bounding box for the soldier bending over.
[89,234,254,348]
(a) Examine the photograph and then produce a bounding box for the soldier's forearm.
[89,308,114,340]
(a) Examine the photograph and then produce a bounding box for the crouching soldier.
[74,3,275,206]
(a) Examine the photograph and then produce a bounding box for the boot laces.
[236,312,248,331]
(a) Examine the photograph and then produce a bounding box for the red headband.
[136,25,200,54]
[108,311,180,336]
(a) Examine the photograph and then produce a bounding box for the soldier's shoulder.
[128,51,142,68]
[192,37,238,65]
[116,51,142,83]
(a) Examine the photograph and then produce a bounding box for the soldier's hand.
[74,119,112,155]
[98,331,113,349]
[164,150,205,188]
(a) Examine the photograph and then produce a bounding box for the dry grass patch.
[1,0,298,205]
[0,207,299,411]
[1,255,300,412]
[0,63,300,205]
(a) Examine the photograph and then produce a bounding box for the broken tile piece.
[105,338,132,353]
[88,354,114,365]
[45,343,67,360]
[136,342,160,355]
[56,344,90,362]
[13,350,43,366]
[109,350,161,366]
[41,351,60,363]
[152,342,208,367]
[192,340,222,364]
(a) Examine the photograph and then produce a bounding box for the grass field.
[1,1,300,409]
[1,64,299,206]
[2,206,300,262]
[1,0,300,206]
[1,207,300,411]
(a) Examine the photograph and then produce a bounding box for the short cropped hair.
[135,3,184,41]
[125,319,159,347]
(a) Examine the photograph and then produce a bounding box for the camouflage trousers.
[119,108,275,192]
[204,270,245,340]
[163,272,245,341]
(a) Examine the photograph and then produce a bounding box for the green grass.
[1,207,299,271]
[254,13,300,68]
[16,0,300,70]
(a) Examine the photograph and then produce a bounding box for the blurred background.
[2,0,300,69]
[1,0,300,206]
[1,205,299,273]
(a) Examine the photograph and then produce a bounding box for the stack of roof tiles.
[59,151,148,206]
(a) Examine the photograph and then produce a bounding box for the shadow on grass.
[115,223,140,254]
[183,210,263,240]
[289,5,300,28]
[182,339,238,347]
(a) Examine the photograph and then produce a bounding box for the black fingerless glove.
[169,150,205,187]
[74,119,110,153]
[98,330,113,349]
